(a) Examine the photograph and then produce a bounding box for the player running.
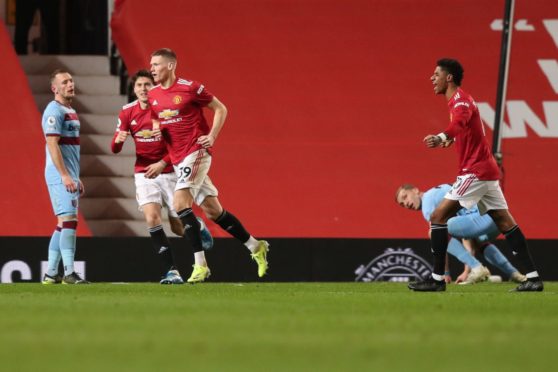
[396,183,527,284]
[411,58,542,292]
[42,69,89,284]
[111,70,213,284]
[148,48,269,283]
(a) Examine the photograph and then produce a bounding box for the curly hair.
[437,58,464,86]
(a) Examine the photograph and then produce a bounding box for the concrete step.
[81,134,135,155]
[79,114,119,134]
[26,74,120,95]
[80,197,141,219]
[34,94,127,114]
[81,154,135,177]
[19,55,110,75]
[81,176,135,198]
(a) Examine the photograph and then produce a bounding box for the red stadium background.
[1,0,557,238]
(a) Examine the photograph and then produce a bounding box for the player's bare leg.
[168,214,184,237]
[488,209,543,291]
[199,195,223,220]
[200,196,269,277]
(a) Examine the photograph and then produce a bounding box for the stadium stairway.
[19,55,156,236]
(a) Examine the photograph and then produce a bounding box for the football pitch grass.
[1,283,557,372]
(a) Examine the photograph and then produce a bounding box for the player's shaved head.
[49,69,75,103]
[150,49,178,86]
[436,58,464,86]
[395,184,422,211]
[151,48,177,62]
[50,69,71,85]
[395,184,417,202]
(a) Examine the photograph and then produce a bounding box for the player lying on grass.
[396,183,526,284]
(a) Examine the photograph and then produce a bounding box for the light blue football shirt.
[42,101,80,184]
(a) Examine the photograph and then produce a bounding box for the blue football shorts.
[47,182,79,216]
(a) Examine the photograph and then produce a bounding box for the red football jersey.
[443,88,500,180]
[111,100,173,174]
[148,78,214,165]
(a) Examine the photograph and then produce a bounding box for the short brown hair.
[395,183,416,202]
[151,48,177,61]
[50,69,71,84]
[131,69,154,86]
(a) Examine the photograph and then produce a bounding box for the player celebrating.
[42,69,89,284]
[411,58,542,292]
[111,70,213,284]
[148,48,269,283]
[396,183,527,284]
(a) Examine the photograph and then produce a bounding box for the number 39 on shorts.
[178,166,192,182]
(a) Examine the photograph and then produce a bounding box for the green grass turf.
[0,283,557,372]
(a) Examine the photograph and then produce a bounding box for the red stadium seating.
[0,24,90,236]
[109,0,554,239]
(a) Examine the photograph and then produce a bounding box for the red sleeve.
[444,101,472,138]
[162,153,171,165]
[192,81,214,107]
[110,109,129,153]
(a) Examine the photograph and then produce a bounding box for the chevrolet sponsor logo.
[158,109,179,120]
[136,130,153,139]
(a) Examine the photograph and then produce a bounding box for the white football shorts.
[445,174,508,214]
[134,172,178,217]
[173,149,219,206]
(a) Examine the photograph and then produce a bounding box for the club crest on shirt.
[173,95,182,104]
